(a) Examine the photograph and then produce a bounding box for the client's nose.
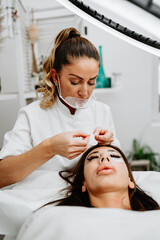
[100,156,110,163]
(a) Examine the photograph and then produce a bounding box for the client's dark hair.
[52,145,160,211]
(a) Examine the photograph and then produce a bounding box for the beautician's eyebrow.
[69,74,98,80]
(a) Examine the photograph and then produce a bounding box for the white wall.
[0,38,19,94]
[84,20,160,154]
[0,98,20,148]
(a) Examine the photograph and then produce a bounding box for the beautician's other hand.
[50,131,90,160]
[93,127,114,145]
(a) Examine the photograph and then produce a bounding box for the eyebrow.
[107,149,119,154]
[69,74,98,80]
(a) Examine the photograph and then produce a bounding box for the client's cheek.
[116,165,129,178]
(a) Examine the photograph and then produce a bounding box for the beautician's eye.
[88,81,96,86]
[70,81,80,85]
[87,155,99,161]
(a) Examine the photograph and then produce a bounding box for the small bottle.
[96,46,111,88]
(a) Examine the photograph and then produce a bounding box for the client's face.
[82,146,134,195]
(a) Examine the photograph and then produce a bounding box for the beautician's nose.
[79,84,88,98]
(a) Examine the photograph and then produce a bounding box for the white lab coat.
[0,98,120,170]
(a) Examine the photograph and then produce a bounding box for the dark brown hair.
[36,27,100,108]
[53,144,159,211]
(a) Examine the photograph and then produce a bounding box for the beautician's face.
[83,146,133,195]
[57,57,99,99]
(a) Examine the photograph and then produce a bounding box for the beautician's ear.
[128,178,135,189]
[51,69,58,85]
[82,182,87,193]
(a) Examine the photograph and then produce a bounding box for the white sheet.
[1,171,160,239]
[16,206,160,240]
[0,170,67,236]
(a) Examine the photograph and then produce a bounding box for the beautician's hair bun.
[54,28,80,46]
[68,30,80,39]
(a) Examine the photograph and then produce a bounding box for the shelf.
[0,87,121,101]
[0,93,18,101]
[24,89,119,97]
[94,87,121,93]
[130,160,150,171]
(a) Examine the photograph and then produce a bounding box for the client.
[52,144,159,211]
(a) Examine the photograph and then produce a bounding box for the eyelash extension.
[87,154,121,161]
[87,155,99,161]
[110,154,121,158]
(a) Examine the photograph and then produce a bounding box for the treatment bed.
[0,171,160,240]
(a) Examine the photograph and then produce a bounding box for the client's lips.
[97,164,115,175]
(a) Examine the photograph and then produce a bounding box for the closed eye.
[87,155,99,161]
[70,80,96,86]
[70,81,80,85]
[110,154,121,158]
[88,81,96,86]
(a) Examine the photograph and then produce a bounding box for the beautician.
[0,27,120,188]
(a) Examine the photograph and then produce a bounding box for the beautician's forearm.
[0,139,56,188]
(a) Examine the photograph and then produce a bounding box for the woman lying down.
[52,144,159,210]
[16,144,160,240]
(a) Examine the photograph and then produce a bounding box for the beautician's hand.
[50,131,90,160]
[93,127,114,145]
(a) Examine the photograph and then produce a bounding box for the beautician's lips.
[97,165,115,175]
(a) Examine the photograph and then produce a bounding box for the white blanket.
[16,206,160,240]
[0,171,160,239]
